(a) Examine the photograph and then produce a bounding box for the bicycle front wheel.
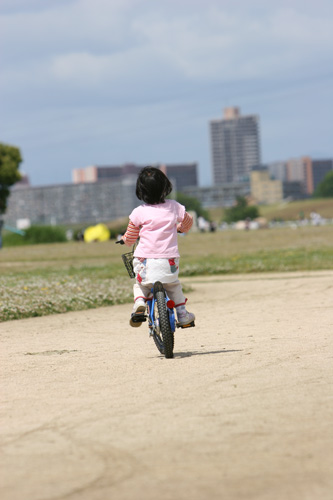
[154,282,174,359]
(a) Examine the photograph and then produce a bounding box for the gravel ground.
[1,271,332,500]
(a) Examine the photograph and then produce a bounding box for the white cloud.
[2,0,333,88]
[130,4,333,81]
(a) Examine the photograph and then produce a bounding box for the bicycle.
[116,240,194,359]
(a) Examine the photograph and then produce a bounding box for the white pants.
[133,257,186,307]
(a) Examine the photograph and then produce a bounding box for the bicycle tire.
[153,282,174,359]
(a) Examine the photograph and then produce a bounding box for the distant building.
[72,164,139,183]
[182,182,250,208]
[72,163,198,193]
[267,161,287,183]
[282,181,305,200]
[286,157,312,195]
[250,166,283,204]
[267,157,333,197]
[5,163,198,227]
[312,159,333,192]
[164,163,198,192]
[5,179,139,227]
[210,106,261,184]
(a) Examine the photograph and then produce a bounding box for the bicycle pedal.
[131,313,147,323]
[177,320,195,329]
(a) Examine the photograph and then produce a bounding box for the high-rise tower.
[210,106,261,184]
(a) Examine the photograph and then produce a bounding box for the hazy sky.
[1,0,333,187]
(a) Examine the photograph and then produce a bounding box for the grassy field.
[1,225,333,321]
[209,198,333,222]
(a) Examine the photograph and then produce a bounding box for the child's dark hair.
[136,166,173,204]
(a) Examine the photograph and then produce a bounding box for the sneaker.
[129,300,146,328]
[177,311,195,327]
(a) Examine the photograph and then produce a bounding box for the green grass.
[1,225,332,322]
[208,198,333,222]
[181,248,333,275]
[0,272,133,321]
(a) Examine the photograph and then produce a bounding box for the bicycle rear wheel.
[153,282,174,359]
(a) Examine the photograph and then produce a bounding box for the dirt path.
[1,271,332,500]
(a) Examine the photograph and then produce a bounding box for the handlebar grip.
[115,239,125,245]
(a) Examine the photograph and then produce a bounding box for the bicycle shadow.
[173,349,243,359]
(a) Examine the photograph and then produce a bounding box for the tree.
[223,196,259,223]
[175,192,210,220]
[314,171,333,198]
[0,143,22,214]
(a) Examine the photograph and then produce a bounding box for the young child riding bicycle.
[119,166,195,328]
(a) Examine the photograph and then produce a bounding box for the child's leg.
[132,257,151,312]
[130,282,152,328]
[163,281,195,325]
[163,281,186,306]
[133,282,152,308]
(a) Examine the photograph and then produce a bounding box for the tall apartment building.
[210,106,261,184]
[72,163,198,193]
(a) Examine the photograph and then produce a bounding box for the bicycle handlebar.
[115,239,125,245]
